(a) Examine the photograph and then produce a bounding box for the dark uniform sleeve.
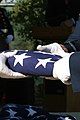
[69,52,80,92]
[64,18,80,52]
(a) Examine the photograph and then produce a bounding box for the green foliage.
[10,0,47,50]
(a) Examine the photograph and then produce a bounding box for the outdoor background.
[1,1,80,118]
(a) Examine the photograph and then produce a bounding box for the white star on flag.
[26,107,37,116]
[65,117,71,120]
[14,53,31,66]
[6,108,17,117]
[35,58,54,68]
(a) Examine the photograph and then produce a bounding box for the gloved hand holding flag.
[0,48,72,85]
[0,42,79,92]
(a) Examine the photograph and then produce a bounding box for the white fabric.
[0,50,26,79]
[53,53,73,85]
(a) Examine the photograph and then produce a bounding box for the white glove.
[53,53,73,85]
[0,50,27,79]
[37,43,70,57]
[37,43,54,52]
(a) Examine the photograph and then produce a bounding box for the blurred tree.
[10,0,47,50]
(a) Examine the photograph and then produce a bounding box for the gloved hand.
[53,53,73,85]
[0,50,27,79]
[37,43,70,57]
[37,43,74,84]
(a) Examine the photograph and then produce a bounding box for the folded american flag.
[0,104,76,120]
[6,50,62,77]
